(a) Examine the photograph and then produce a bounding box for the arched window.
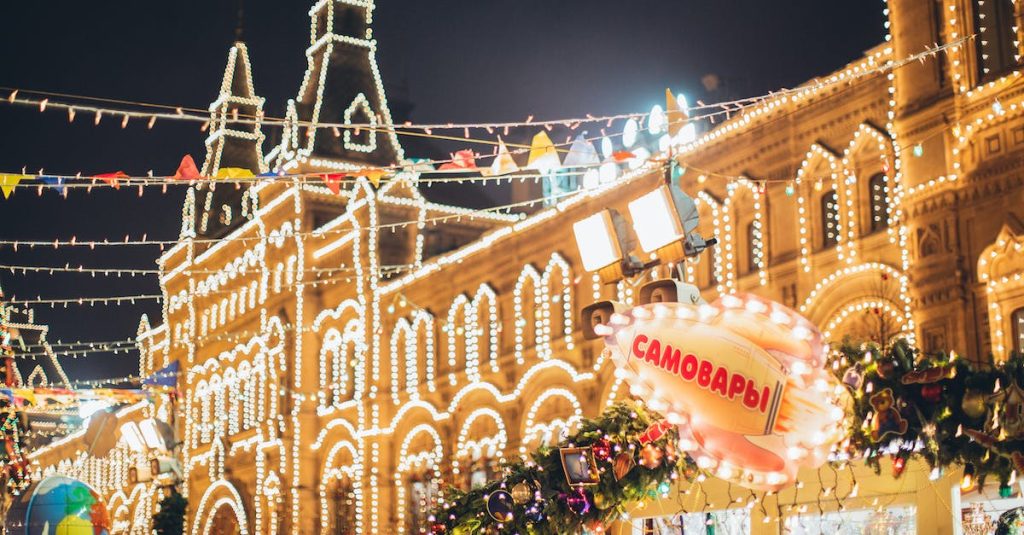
[1013,307,1024,353]
[974,0,1018,80]
[868,173,889,233]
[745,221,759,274]
[820,189,840,249]
[327,475,357,535]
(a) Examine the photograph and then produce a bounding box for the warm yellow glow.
[573,211,622,272]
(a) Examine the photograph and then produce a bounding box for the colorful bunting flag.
[321,173,346,195]
[483,139,519,177]
[562,135,600,168]
[361,168,386,188]
[612,151,635,162]
[438,150,478,171]
[215,167,255,179]
[172,155,202,181]
[0,174,29,199]
[94,171,128,189]
[666,88,688,138]
[526,131,560,174]
[38,176,66,195]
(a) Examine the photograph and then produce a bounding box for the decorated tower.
[277,0,404,171]
[194,42,267,239]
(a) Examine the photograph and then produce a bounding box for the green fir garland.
[430,402,693,535]
[830,339,1024,488]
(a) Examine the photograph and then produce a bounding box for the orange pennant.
[94,171,128,189]
[612,151,635,162]
[666,88,688,138]
[172,155,202,181]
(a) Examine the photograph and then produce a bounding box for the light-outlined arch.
[319,437,363,534]
[513,264,542,364]
[799,263,915,346]
[725,177,768,287]
[395,424,444,535]
[519,388,583,456]
[795,143,842,272]
[843,123,896,254]
[539,253,574,360]
[390,309,436,404]
[191,479,250,535]
[453,407,508,490]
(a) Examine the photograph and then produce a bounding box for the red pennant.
[438,149,478,171]
[94,171,128,189]
[172,155,202,181]
[612,151,635,162]
[320,173,347,195]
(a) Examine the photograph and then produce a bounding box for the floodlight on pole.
[628,183,714,264]
[572,209,642,284]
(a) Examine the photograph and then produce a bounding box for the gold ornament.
[639,443,664,469]
[510,482,532,504]
[962,389,987,420]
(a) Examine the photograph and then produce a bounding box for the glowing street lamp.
[572,209,642,285]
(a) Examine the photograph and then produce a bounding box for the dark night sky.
[0,1,883,382]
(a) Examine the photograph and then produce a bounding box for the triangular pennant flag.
[666,88,688,138]
[438,149,478,171]
[526,131,560,174]
[38,176,66,195]
[612,151,635,162]
[562,135,600,168]
[483,139,519,177]
[215,167,255,179]
[0,174,28,199]
[362,168,386,188]
[172,155,202,181]
[320,173,347,195]
[94,171,128,189]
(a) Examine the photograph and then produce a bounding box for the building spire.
[287,0,404,172]
[196,42,267,238]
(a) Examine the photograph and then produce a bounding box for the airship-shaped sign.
[597,293,848,490]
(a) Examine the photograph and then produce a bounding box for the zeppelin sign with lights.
[597,293,849,490]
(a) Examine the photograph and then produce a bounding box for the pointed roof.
[287,0,404,171]
[196,42,266,239]
[202,41,267,176]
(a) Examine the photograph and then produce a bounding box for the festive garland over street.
[431,341,1024,533]
[830,339,1024,492]
[430,402,692,534]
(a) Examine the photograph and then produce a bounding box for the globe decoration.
[5,475,111,535]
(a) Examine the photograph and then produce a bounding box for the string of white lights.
[0,38,964,133]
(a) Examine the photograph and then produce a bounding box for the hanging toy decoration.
[564,488,592,516]
[992,381,1024,439]
[613,451,636,481]
[869,388,909,441]
[591,438,613,462]
[639,443,664,470]
[510,482,533,505]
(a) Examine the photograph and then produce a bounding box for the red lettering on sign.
[632,334,649,359]
[680,354,698,380]
[628,334,775,415]
[644,339,662,366]
[661,347,681,375]
[697,360,713,387]
[728,373,746,400]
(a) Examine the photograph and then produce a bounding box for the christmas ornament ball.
[961,390,987,419]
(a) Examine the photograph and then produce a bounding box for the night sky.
[0,1,883,382]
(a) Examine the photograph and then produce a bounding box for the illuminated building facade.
[25,0,1024,533]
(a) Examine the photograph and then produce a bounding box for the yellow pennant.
[214,167,255,179]
[361,168,386,188]
[0,174,29,199]
[526,131,560,174]
[666,88,688,138]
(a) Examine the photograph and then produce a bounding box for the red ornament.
[920,384,943,404]
[638,421,673,445]
[891,455,906,477]
[430,523,446,534]
[592,439,612,461]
